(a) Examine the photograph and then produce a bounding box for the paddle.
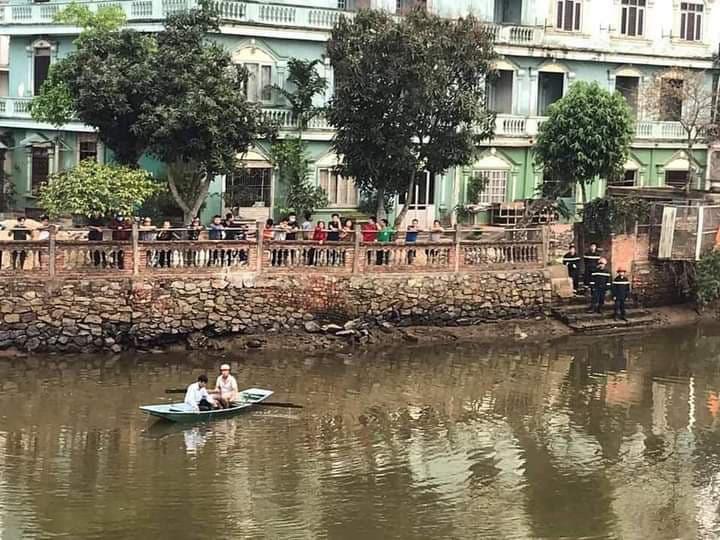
[164,389,303,409]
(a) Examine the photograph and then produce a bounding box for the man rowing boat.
[184,374,217,411]
[214,363,239,409]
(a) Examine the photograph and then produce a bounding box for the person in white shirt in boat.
[214,363,239,409]
[184,374,218,411]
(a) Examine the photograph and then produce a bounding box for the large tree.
[145,9,266,223]
[327,8,496,225]
[32,4,266,223]
[534,81,634,205]
[31,4,157,165]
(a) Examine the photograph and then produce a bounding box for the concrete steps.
[551,298,658,334]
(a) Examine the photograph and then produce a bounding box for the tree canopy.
[32,4,267,223]
[39,160,159,218]
[533,81,634,204]
[326,8,497,224]
[266,59,328,217]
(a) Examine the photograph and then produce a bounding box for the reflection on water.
[2,325,720,538]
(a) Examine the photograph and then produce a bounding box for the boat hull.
[140,388,273,423]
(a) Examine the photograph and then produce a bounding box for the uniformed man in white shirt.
[184,374,217,411]
[214,363,239,409]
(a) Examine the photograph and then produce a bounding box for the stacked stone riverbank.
[0,270,552,353]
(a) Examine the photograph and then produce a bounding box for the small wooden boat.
[140,388,274,423]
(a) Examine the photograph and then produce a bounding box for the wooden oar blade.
[257,402,304,409]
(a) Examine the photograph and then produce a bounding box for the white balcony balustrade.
[0,0,352,29]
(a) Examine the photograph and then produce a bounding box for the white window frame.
[679,1,703,42]
[77,134,99,163]
[242,62,273,103]
[620,0,645,37]
[555,0,582,32]
[318,168,359,207]
[469,170,508,205]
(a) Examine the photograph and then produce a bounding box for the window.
[471,170,508,204]
[243,63,272,102]
[226,168,272,207]
[487,70,514,114]
[338,0,346,8]
[495,0,522,24]
[542,170,574,198]
[616,76,639,117]
[610,170,637,187]
[0,71,8,98]
[621,0,645,36]
[78,135,98,162]
[396,0,426,14]
[537,72,564,115]
[665,170,688,187]
[33,47,51,95]
[660,78,683,121]
[556,0,581,31]
[680,2,703,41]
[31,146,49,195]
[318,169,358,206]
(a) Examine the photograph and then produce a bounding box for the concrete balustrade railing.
[0,224,548,279]
[0,0,353,29]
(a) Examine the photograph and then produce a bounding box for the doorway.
[537,72,564,115]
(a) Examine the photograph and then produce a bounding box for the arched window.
[31,40,54,95]
[232,44,277,103]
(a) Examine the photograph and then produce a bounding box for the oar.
[164,389,303,409]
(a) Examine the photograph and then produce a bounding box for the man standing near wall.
[583,242,601,292]
[588,258,611,314]
[562,244,581,294]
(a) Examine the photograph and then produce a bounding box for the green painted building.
[0,0,716,226]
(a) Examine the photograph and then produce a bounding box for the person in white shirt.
[184,374,217,411]
[214,364,239,409]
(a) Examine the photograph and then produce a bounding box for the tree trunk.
[166,161,210,225]
[375,185,386,220]
[579,181,588,211]
[394,169,417,229]
[686,141,695,194]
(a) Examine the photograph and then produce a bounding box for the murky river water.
[2,325,720,539]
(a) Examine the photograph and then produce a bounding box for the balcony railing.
[0,0,352,29]
[0,96,333,131]
[485,23,545,47]
[494,114,686,141]
[0,96,689,142]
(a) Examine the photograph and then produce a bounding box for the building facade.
[0,0,717,225]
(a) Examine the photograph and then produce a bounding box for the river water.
[2,325,720,539]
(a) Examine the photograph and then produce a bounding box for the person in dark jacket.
[562,244,581,293]
[588,258,611,314]
[612,268,631,321]
[11,216,30,270]
[583,243,601,291]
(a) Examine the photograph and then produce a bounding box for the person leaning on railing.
[11,216,30,270]
[156,220,181,268]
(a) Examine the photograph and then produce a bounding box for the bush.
[39,160,161,218]
[581,196,651,240]
[695,251,720,306]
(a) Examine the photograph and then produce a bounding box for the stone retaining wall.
[0,270,553,353]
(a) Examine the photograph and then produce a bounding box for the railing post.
[454,223,462,272]
[256,220,264,273]
[132,221,140,276]
[541,225,549,265]
[48,225,56,278]
[353,222,361,273]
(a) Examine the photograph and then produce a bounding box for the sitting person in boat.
[214,363,239,409]
[184,374,218,411]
